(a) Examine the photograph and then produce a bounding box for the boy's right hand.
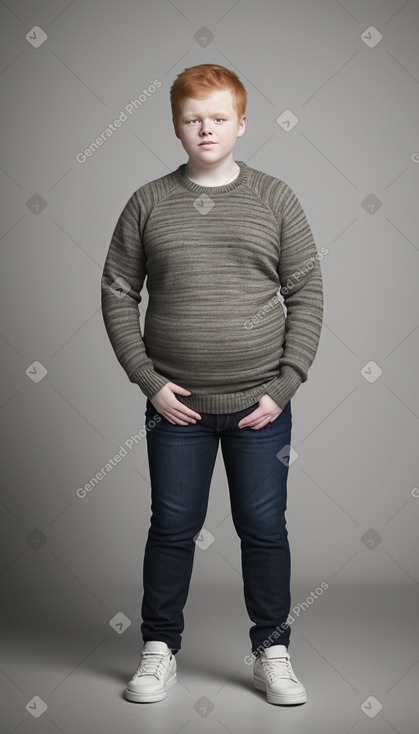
[150,382,202,425]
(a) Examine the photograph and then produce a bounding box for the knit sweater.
[101,160,324,413]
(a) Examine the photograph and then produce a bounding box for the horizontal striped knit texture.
[101,160,324,413]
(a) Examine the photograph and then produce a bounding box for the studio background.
[1,1,418,733]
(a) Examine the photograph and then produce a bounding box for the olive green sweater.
[101,160,324,413]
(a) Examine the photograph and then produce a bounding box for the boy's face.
[173,88,246,166]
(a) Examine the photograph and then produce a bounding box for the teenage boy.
[101,63,324,706]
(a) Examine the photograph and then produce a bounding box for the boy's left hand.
[238,393,282,430]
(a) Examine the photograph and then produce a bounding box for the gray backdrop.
[1,1,418,733]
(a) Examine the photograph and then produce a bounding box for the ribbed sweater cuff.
[262,366,303,410]
[129,366,170,399]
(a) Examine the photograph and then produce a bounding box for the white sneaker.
[125,641,177,702]
[253,644,307,705]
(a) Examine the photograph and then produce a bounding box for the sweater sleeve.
[261,186,324,410]
[101,192,170,399]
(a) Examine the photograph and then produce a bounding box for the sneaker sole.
[254,677,307,705]
[125,674,177,703]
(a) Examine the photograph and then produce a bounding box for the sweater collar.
[176,160,249,194]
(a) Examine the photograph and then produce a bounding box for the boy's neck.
[184,157,240,187]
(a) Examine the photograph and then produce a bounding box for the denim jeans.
[140,396,293,657]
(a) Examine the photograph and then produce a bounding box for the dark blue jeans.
[140,397,292,657]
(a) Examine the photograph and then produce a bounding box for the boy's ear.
[237,115,246,136]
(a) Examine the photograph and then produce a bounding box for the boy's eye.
[187,118,225,124]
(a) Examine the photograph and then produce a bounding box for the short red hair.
[170,63,247,122]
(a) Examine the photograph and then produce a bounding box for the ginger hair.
[170,63,247,123]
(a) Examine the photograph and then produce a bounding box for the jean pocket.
[270,400,291,425]
[145,397,160,418]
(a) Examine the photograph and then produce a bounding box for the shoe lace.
[262,655,297,683]
[136,651,167,678]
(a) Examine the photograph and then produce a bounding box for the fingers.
[246,419,271,430]
[238,407,262,428]
[167,381,192,396]
[169,402,201,423]
[239,409,280,429]
[166,407,200,425]
[174,405,201,421]
[165,416,191,425]
[159,386,201,424]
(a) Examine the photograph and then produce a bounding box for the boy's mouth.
[199,141,217,146]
